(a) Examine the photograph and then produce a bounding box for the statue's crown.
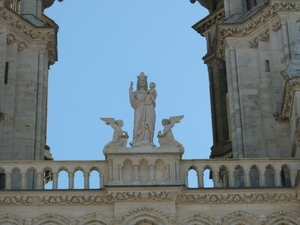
[137,72,147,79]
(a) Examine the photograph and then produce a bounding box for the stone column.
[227,40,244,157]
[36,172,43,189]
[280,18,291,64]
[21,172,26,189]
[205,58,231,158]
[108,160,113,181]
[118,165,122,182]
[184,171,188,187]
[213,171,220,187]
[134,164,138,181]
[68,172,74,189]
[244,171,250,187]
[166,164,170,180]
[197,170,204,188]
[100,173,104,188]
[259,169,266,187]
[52,172,58,189]
[150,164,154,183]
[175,160,179,180]
[34,47,48,160]
[228,170,234,187]
[84,172,89,189]
[5,172,11,190]
[275,169,282,187]
[290,170,296,187]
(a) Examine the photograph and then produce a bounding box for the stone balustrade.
[0,158,299,190]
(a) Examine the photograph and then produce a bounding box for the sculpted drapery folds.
[129,72,156,147]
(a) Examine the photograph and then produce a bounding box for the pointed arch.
[139,159,150,183]
[122,207,170,225]
[234,165,245,187]
[219,165,229,187]
[75,212,114,225]
[265,210,300,225]
[187,166,198,188]
[177,212,215,225]
[0,213,26,225]
[32,213,71,225]
[265,164,276,187]
[281,164,291,187]
[222,211,259,225]
[249,164,260,187]
[123,159,134,183]
[155,159,165,183]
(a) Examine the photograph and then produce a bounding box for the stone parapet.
[0,157,299,189]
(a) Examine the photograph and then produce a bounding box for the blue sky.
[45,1,212,187]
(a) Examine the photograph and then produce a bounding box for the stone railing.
[0,158,299,190]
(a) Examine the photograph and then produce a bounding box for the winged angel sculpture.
[157,115,184,148]
[101,118,129,148]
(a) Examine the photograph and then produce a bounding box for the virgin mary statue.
[129,72,156,147]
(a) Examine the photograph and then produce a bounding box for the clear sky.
[45,1,212,187]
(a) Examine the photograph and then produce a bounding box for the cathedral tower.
[0,0,57,161]
[192,0,300,159]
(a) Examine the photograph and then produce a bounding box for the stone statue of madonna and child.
[102,71,183,150]
[129,72,157,147]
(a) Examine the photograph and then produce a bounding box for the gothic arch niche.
[281,164,291,187]
[219,165,229,188]
[123,159,134,183]
[89,167,101,189]
[139,159,150,183]
[222,211,259,225]
[11,167,21,189]
[265,210,300,225]
[187,166,198,188]
[155,159,165,183]
[122,207,169,225]
[0,167,5,190]
[249,165,260,187]
[234,165,245,187]
[265,165,276,187]
[76,212,114,225]
[32,213,71,225]
[0,213,26,225]
[26,167,37,189]
[177,212,215,225]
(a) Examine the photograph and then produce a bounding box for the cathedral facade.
[1,0,300,224]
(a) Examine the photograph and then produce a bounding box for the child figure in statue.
[145,82,157,107]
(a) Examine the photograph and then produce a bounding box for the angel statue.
[157,115,184,148]
[100,118,129,148]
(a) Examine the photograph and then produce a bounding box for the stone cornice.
[177,190,298,204]
[215,1,300,58]
[0,2,57,64]
[219,1,299,38]
[192,8,225,36]
[7,33,28,51]
[0,188,298,205]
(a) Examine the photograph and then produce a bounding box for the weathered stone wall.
[1,187,300,224]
